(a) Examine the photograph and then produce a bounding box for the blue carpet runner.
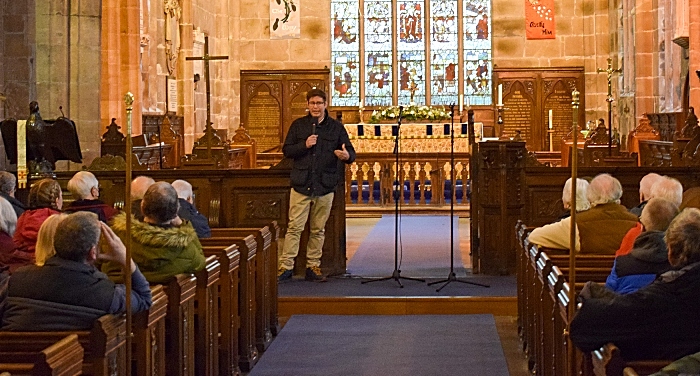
[249,314,509,376]
[347,215,467,278]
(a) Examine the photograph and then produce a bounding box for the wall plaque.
[241,70,330,152]
[494,67,585,151]
[247,86,283,151]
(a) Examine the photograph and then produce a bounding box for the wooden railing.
[343,152,471,208]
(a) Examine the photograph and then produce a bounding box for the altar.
[340,122,479,212]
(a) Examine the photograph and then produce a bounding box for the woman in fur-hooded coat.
[102,212,205,284]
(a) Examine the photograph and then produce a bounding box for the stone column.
[691,0,700,110]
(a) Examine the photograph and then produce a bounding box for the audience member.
[34,214,68,266]
[171,180,211,238]
[559,178,590,220]
[629,173,662,216]
[103,182,205,283]
[0,197,18,259]
[649,176,683,207]
[0,171,25,217]
[528,173,638,253]
[570,208,700,361]
[8,179,62,270]
[617,176,684,256]
[65,171,118,222]
[605,198,678,294]
[130,176,155,220]
[1,212,152,331]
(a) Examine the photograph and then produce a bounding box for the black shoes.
[305,266,327,282]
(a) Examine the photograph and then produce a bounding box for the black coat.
[177,198,211,238]
[570,261,700,361]
[282,111,355,197]
[0,192,25,218]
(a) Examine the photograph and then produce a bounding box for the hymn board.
[493,67,586,152]
[240,70,330,152]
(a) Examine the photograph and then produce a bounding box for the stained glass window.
[430,0,458,105]
[331,1,361,106]
[364,0,393,106]
[330,0,493,107]
[464,0,492,105]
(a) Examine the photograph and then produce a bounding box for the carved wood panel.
[240,69,330,152]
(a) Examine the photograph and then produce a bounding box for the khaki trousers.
[279,189,334,270]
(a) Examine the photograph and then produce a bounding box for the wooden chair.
[0,334,84,376]
[201,235,259,371]
[163,274,197,376]
[0,314,128,376]
[194,256,222,376]
[132,285,168,376]
[210,226,275,352]
[201,244,241,376]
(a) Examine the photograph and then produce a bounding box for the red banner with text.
[525,0,556,39]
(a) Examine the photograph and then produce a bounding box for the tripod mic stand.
[363,105,424,288]
[429,105,489,292]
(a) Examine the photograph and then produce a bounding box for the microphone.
[398,106,404,124]
[312,116,319,135]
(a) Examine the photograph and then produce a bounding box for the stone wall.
[1,0,35,120]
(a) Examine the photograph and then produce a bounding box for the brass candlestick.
[358,102,364,124]
[497,104,506,139]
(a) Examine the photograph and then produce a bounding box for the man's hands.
[306,135,318,148]
[334,143,350,161]
[98,222,137,273]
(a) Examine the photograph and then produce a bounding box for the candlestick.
[497,84,503,106]
[548,109,553,129]
[548,129,554,152]
[459,94,464,113]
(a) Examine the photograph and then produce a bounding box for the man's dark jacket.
[177,198,211,238]
[282,111,356,196]
[570,261,700,361]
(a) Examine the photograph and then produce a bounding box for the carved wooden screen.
[240,70,330,153]
[493,67,585,152]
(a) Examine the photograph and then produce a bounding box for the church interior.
[0,0,699,374]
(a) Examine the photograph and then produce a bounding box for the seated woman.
[0,197,18,262]
[34,213,68,266]
[65,171,118,222]
[6,179,62,271]
[605,198,678,294]
[570,208,700,361]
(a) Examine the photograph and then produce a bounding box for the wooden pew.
[0,334,84,376]
[591,343,671,376]
[194,256,221,376]
[210,226,274,352]
[0,314,128,376]
[163,274,197,376]
[201,235,259,371]
[132,285,168,376]
[201,244,241,376]
[515,221,533,347]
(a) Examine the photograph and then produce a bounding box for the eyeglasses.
[308,101,325,106]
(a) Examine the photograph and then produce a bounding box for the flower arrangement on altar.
[369,104,451,123]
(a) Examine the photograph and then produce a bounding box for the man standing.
[278,89,355,282]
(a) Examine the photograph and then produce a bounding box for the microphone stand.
[363,106,424,287]
[428,104,489,292]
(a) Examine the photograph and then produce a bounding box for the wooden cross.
[596,58,622,155]
[186,36,228,159]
